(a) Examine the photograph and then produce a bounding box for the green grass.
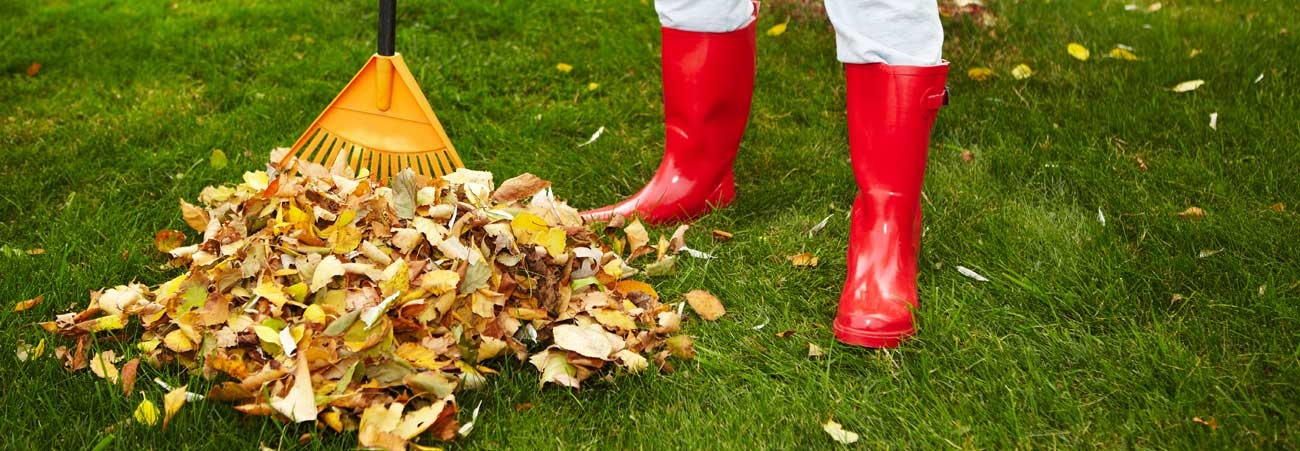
[2,0,1298,448]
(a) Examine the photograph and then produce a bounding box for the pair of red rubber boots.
[581,20,948,349]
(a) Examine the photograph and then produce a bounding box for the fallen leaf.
[210,149,228,169]
[1192,416,1219,430]
[89,351,120,383]
[553,324,622,359]
[178,199,209,232]
[134,395,160,426]
[1270,202,1286,212]
[13,295,43,312]
[807,342,825,358]
[775,330,796,338]
[25,248,44,255]
[310,255,345,292]
[1136,156,1149,171]
[25,62,41,77]
[1011,64,1033,80]
[1067,43,1091,61]
[555,63,573,73]
[270,351,318,423]
[766,18,789,37]
[1209,112,1218,130]
[587,82,600,91]
[1188,48,1202,58]
[1107,47,1139,60]
[1178,206,1206,220]
[665,335,696,359]
[787,253,819,267]
[154,230,186,253]
[711,229,733,241]
[967,67,994,81]
[684,290,725,321]
[961,150,975,161]
[1170,293,1186,303]
[823,418,860,444]
[1172,80,1205,93]
[493,173,551,203]
[957,266,989,282]
[1097,208,1106,226]
[1197,249,1223,258]
[121,358,141,397]
[163,385,188,430]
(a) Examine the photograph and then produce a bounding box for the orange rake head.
[277,0,463,182]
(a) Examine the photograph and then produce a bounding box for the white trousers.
[654,0,943,66]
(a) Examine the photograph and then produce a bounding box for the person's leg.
[580,1,757,225]
[826,0,948,348]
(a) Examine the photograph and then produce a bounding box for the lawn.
[2,0,1298,449]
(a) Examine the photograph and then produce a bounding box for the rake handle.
[378,0,396,56]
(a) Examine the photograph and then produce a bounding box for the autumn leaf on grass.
[684,290,725,320]
[807,343,825,358]
[1178,206,1206,221]
[712,229,733,241]
[90,351,120,383]
[15,338,46,362]
[178,199,209,232]
[492,173,550,203]
[13,295,43,312]
[1171,80,1205,93]
[270,352,318,423]
[134,395,160,426]
[26,62,41,77]
[967,67,994,81]
[154,230,186,253]
[1067,43,1091,61]
[121,358,141,397]
[822,418,860,444]
[787,253,819,267]
[1107,47,1139,60]
[767,18,789,37]
[1011,64,1034,80]
[556,63,573,73]
[163,385,187,430]
[209,149,228,169]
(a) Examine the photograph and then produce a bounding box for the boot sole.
[833,322,912,349]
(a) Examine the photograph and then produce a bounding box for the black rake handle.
[378,0,396,56]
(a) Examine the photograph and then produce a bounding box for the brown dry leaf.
[807,342,825,358]
[25,62,41,77]
[684,290,725,320]
[1178,206,1206,221]
[121,358,141,397]
[665,335,696,359]
[711,229,733,241]
[154,230,187,253]
[178,199,209,232]
[163,385,188,430]
[775,330,797,338]
[1136,156,1149,171]
[961,150,975,161]
[624,219,650,253]
[13,295,43,312]
[1270,202,1285,212]
[787,253,819,267]
[25,248,44,255]
[492,173,550,202]
[1192,416,1219,430]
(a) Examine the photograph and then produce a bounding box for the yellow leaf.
[967,67,994,81]
[163,385,187,430]
[1107,47,1139,60]
[587,82,600,91]
[541,227,567,258]
[1067,42,1091,61]
[396,342,443,370]
[253,279,290,307]
[163,329,195,353]
[270,351,319,423]
[1011,64,1034,80]
[13,294,43,312]
[178,198,209,232]
[592,308,638,331]
[310,255,345,292]
[393,399,449,440]
[555,63,573,73]
[822,418,860,444]
[89,315,127,332]
[766,18,789,37]
[134,396,160,426]
[1172,79,1205,93]
[786,252,819,267]
[510,212,548,244]
[419,270,461,295]
[303,304,326,324]
[684,290,726,321]
[242,171,270,191]
[32,338,46,360]
[1178,206,1206,220]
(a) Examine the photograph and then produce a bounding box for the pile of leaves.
[42,151,704,450]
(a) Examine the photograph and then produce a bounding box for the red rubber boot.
[833,62,949,349]
[580,17,756,225]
